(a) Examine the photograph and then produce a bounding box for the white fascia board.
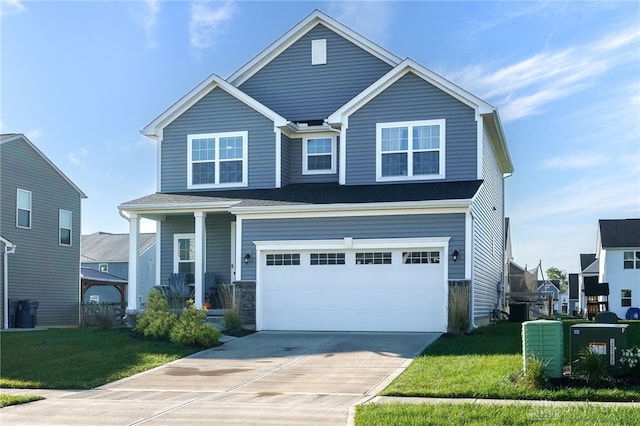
[254,236,451,251]
[227,10,401,86]
[1,134,87,198]
[141,74,287,138]
[482,110,514,176]
[118,201,240,215]
[231,199,471,218]
[328,59,495,125]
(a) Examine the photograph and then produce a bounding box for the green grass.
[382,321,640,401]
[356,403,640,426]
[0,394,43,408]
[0,327,201,389]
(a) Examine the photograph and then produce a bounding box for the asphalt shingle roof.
[599,219,640,248]
[81,232,156,263]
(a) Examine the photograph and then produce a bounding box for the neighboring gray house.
[81,232,156,305]
[1,133,86,328]
[119,10,513,332]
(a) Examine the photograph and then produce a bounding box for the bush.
[223,309,243,335]
[448,282,470,335]
[621,346,640,378]
[573,348,608,385]
[135,289,177,339]
[518,356,549,390]
[170,301,222,347]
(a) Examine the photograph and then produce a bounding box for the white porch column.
[194,211,205,308]
[127,213,140,312]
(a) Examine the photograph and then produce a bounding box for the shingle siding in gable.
[239,24,393,121]
[161,87,276,193]
[346,72,478,185]
[1,138,81,326]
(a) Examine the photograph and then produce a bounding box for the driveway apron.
[1,331,439,425]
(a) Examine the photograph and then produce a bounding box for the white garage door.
[259,244,447,332]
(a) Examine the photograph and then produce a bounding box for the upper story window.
[623,251,640,269]
[303,136,336,175]
[59,210,72,246]
[376,119,445,181]
[99,264,108,273]
[187,131,248,189]
[311,39,326,65]
[16,189,32,229]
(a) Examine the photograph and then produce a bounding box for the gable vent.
[311,39,327,65]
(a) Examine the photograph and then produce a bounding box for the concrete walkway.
[1,331,439,425]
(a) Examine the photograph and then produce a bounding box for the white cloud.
[447,23,639,122]
[24,128,42,141]
[0,0,26,17]
[189,0,235,50]
[142,0,160,49]
[68,147,89,170]
[328,1,392,44]
[542,154,606,170]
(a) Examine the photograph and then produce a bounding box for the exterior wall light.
[452,250,459,262]
[244,253,251,265]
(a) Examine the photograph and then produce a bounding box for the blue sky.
[1,1,638,275]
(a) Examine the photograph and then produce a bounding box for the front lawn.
[0,327,201,389]
[382,321,640,401]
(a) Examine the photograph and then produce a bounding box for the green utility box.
[570,323,629,376]
[522,320,564,378]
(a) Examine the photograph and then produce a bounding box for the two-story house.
[119,10,513,332]
[1,133,86,328]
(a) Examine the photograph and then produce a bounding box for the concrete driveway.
[1,331,439,425]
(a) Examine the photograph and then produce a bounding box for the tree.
[545,267,568,293]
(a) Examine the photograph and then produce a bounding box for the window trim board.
[187,131,248,189]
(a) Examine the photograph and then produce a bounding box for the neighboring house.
[1,133,86,328]
[568,273,579,315]
[595,219,640,318]
[578,253,599,314]
[80,232,156,305]
[119,10,513,332]
[537,280,561,315]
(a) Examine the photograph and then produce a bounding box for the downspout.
[3,238,16,329]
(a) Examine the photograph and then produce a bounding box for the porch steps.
[205,309,226,330]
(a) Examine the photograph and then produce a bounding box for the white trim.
[156,129,163,192]
[236,218,244,280]
[16,188,32,229]
[1,134,86,198]
[173,233,196,276]
[376,119,446,182]
[155,224,162,286]
[476,111,483,180]
[338,122,347,185]
[187,131,248,189]
[230,222,237,281]
[2,236,16,329]
[254,236,451,251]
[58,209,73,246]
[227,10,401,86]
[275,128,282,188]
[127,214,140,312]
[302,133,336,175]
[465,211,473,280]
[194,212,205,308]
[141,74,287,138]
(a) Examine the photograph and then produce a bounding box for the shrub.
[223,309,243,335]
[573,347,608,385]
[135,289,177,339]
[448,282,470,335]
[170,301,222,347]
[519,356,549,390]
[621,346,640,378]
[81,303,119,329]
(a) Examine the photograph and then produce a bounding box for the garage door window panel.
[355,252,392,265]
[266,253,300,266]
[310,253,345,265]
[402,251,440,264]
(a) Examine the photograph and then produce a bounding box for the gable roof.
[227,10,401,87]
[580,253,597,271]
[327,59,513,175]
[141,74,287,138]
[1,133,87,198]
[81,267,128,284]
[598,219,640,248]
[81,232,156,263]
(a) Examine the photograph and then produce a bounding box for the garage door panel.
[260,247,446,332]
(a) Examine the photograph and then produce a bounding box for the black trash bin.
[15,299,34,328]
[29,300,39,326]
[8,299,19,328]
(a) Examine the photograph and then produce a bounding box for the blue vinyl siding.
[241,213,465,281]
[159,213,233,289]
[0,137,82,327]
[471,127,506,323]
[281,134,291,187]
[239,24,393,121]
[161,87,276,192]
[346,72,478,184]
[288,137,339,184]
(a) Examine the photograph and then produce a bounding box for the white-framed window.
[99,264,108,273]
[311,39,326,65]
[376,119,445,181]
[621,289,632,307]
[187,131,248,188]
[303,135,336,175]
[174,234,195,283]
[266,253,300,266]
[59,210,72,246]
[623,251,640,269]
[16,189,32,229]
